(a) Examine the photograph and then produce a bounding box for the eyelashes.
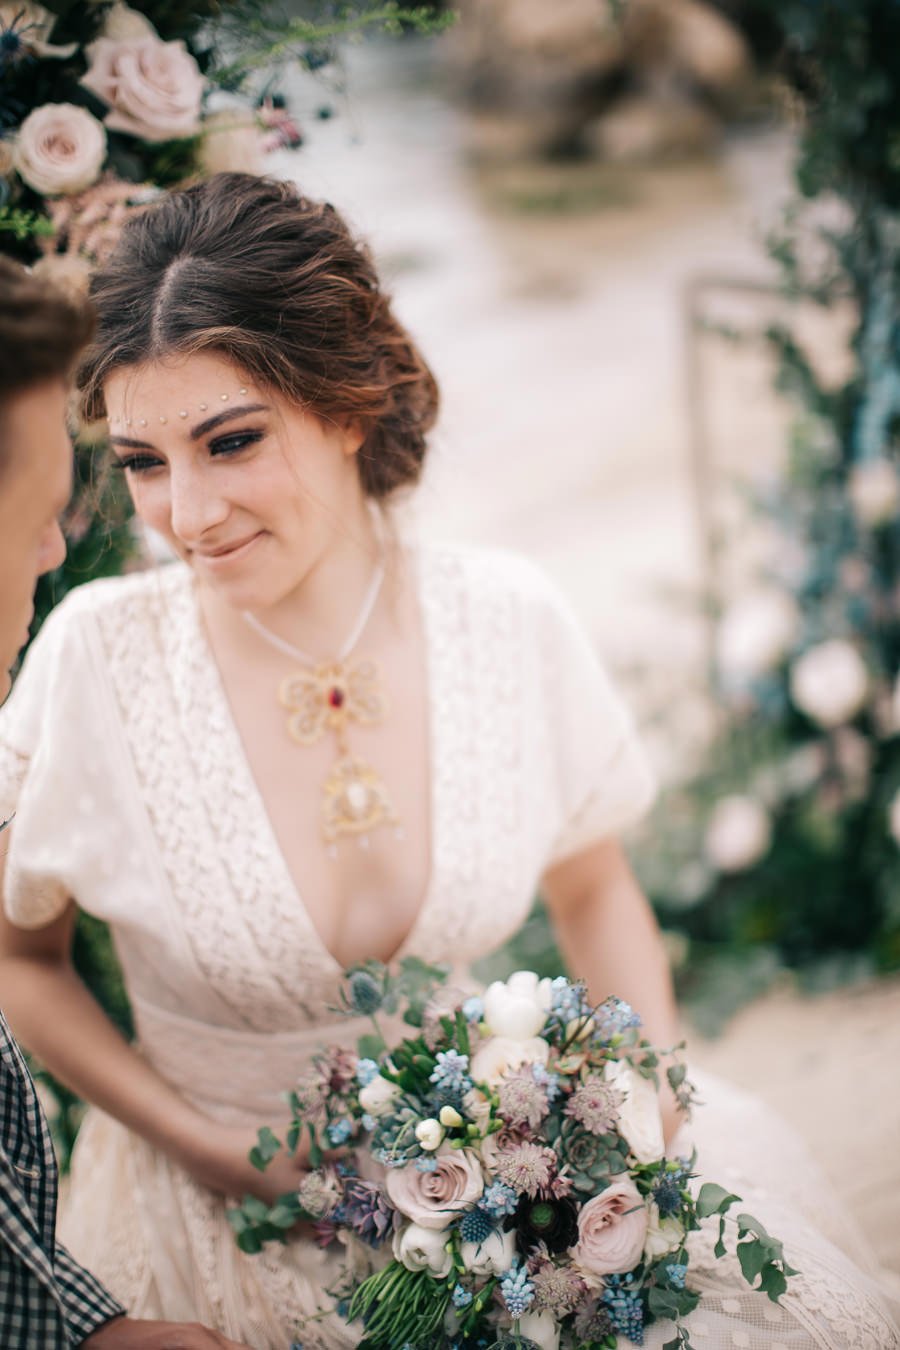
[111,429,265,475]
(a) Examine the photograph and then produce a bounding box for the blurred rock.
[450,0,753,159]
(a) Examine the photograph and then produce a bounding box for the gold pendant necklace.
[242,561,401,855]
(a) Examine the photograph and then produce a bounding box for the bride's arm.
[541,835,682,1140]
[0,847,306,1203]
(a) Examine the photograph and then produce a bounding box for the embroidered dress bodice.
[0,545,896,1349]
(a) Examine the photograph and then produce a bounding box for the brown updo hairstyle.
[78,173,439,499]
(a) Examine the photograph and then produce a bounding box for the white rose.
[459,1227,517,1276]
[14,104,106,195]
[644,1202,685,1259]
[604,1060,665,1164]
[717,590,799,681]
[790,640,869,728]
[469,1035,550,1088]
[358,1075,400,1117]
[889,790,900,848]
[517,1310,560,1350]
[482,970,553,1040]
[848,459,899,528]
[392,1222,453,1278]
[704,795,772,873]
[415,1118,445,1151]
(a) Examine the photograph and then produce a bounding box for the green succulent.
[554,1115,630,1192]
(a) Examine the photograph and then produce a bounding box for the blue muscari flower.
[665,1262,688,1290]
[603,1274,644,1345]
[458,1207,495,1244]
[430,1049,472,1094]
[452,1284,474,1309]
[462,995,484,1023]
[551,975,588,1024]
[500,1261,535,1317]
[356,1058,379,1086]
[596,996,642,1040]
[327,1117,353,1146]
[361,1112,377,1132]
[531,1062,561,1102]
[479,1180,519,1219]
[415,1154,439,1172]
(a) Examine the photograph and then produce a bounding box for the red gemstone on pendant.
[328,686,345,708]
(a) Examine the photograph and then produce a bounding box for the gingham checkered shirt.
[0,1010,124,1347]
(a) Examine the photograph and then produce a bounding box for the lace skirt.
[58,1072,899,1350]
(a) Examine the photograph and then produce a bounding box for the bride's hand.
[181,1120,319,1205]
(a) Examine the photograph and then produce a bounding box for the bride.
[0,173,895,1349]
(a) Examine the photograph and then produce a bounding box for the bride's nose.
[168,462,229,544]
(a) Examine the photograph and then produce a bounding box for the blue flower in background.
[430,1049,472,1094]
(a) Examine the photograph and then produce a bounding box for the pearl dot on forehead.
[106,391,254,428]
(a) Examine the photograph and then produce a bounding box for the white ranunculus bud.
[392,1222,453,1278]
[790,640,869,728]
[516,1310,560,1350]
[717,590,799,681]
[482,970,553,1040]
[439,1104,463,1128]
[848,459,900,528]
[704,795,772,873]
[415,1118,445,1151]
[889,790,900,848]
[459,1227,517,1276]
[358,1075,400,1118]
[603,1060,665,1164]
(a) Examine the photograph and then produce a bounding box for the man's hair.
[0,257,94,474]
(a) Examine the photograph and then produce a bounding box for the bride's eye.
[113,454,163,474]
[209,429,264,457]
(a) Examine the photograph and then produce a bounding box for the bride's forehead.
[105,353,253,406]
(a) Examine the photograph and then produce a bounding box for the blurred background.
[2,0,898,1278]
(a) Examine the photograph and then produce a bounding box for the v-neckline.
[183,546,439,978]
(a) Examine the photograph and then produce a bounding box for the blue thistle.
[602,1274,644,1345]
[347,969,383,1015]
[458,1206,495,1243]
[652,1174,684,1218]
[500,1261,535,1317]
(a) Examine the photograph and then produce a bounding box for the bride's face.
[104,351,367,610]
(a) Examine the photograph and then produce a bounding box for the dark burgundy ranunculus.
[507,1194,579,1256]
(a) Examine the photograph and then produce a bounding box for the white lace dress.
[0,544,896,1350]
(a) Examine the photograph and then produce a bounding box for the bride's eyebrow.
[190,404,270,439]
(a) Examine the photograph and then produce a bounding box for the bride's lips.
[191,532,264,568]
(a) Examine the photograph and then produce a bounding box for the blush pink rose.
[82,36,204,142]
[14,104,106,195]
[385,1145,484,1230]
[570,1176,648,1277]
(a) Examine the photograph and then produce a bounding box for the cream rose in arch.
[82,35,205,142]
[14,104,107,195]
[385,1145,484,1230]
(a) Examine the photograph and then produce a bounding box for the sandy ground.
[270,40,900,1273]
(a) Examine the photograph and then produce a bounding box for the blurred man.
[0,256,252,1349]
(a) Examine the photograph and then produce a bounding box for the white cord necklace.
[240,558,401,855]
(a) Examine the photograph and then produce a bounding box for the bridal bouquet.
[229,961,796,1350]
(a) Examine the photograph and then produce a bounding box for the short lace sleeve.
[533,572,656,869]
[0,596,93,927]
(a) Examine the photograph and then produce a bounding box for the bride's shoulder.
[46,561,191,627]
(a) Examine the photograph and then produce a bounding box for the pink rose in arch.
[82,36,204,143]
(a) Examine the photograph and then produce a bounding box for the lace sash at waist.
[132,995,374,1125]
